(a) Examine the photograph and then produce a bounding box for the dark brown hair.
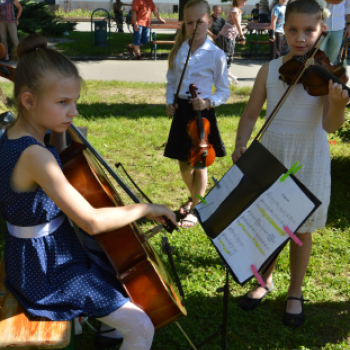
[285,0,323,23]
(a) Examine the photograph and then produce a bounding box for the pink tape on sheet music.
[250,264,265,287]
[283,226,303,246]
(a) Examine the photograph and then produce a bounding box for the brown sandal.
[177,197,193,219]
[126,44,135,56]
[179,212,198,228]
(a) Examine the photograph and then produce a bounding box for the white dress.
[261,57,331,233]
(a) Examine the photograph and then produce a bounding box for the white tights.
[96,301,154,350]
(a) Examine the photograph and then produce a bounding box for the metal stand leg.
[195,269,250,350]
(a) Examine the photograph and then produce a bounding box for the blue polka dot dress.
[0,134,129,321]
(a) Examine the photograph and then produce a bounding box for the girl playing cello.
[0,34,177,349]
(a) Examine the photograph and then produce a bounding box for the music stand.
[195,256,250,350]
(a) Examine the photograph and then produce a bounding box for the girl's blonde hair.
[14,34,82,117]
[231,0,242,13]
[168,0,211,69]
[285,0,324,23]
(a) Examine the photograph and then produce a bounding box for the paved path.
[72,22,264,86]
[73,58,264,86]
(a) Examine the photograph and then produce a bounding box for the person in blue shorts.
[126,0,165,60]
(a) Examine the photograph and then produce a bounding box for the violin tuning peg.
[185,91,190,94]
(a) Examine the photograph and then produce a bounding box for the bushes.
[336,119,350,142]
[18,1,76,36]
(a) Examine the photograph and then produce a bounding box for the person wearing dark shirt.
[251,3,259,22]
[259,0,270,22]
[208,5,225,49]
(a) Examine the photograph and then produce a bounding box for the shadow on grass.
[73,290,350,350]
[77,102,264,120]
[327,155,350,230]
[151,295,350,350]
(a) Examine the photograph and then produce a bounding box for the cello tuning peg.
[185,90,190,94]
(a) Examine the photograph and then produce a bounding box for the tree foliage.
[18,1,76,36]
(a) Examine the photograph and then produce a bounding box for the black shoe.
[283,296,309,327]
[94,324,123,348]
[239,281,274,311]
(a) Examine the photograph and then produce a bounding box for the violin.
[186,84,216,169]
[279,48,349,96]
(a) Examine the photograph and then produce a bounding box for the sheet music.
[213,175,315,283]
[196,165,243,222]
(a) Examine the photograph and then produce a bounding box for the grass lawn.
[0,81,348,350]
[54,31,269,57]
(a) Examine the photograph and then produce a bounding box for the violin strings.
[258,34,327,140]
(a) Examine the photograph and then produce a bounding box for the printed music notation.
[213,174,315,283]
[196,165,243,222]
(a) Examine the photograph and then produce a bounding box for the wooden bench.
[0,258,74,349]
[150,20,182,60]
[248,22,271,59]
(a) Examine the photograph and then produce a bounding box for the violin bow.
[172,18,201,109]
[255,32,328,141]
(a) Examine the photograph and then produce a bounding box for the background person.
[269,0,287,60]
[0,0,22,61]
[207,5,226,49]
[126,0,165,60]
[113,0,131,33]
[217,0,247,85]
[259,0,270,22]
[251,3,260,22]
[320,0,350,64]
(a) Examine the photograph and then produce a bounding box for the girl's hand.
[236,35,246,45]
[189,96,208,111]
[166,103,177,117]
[329,80,350,109]
[232,146,246,163]
[145,204,178,227]
[217,31,222,37]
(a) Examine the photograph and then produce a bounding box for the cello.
[0,65,187,330]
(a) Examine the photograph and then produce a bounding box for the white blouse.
[324,0,350,32]
[166,37,230,107]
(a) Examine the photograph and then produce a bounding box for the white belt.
[7,215,65,239]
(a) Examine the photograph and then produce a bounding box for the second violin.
[187,84,216,168]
